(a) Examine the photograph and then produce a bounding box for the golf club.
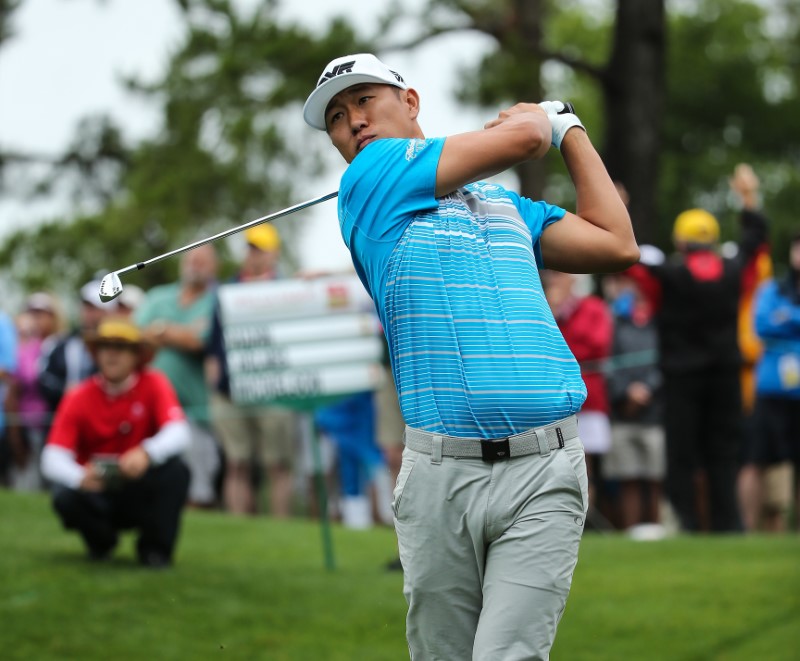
[99,190,339,302]
[99,102,577,302]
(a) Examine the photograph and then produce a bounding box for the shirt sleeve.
[147,370,187,427]
[141,372,190,464]
[40,445,85,489]
[45,388,83,452]
[738,209,769,264]
[142,420,191,465]
[338,138,444,300]
[505,191,567,269]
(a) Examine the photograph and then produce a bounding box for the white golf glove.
[539,100,585,150]
[638,244,666,266]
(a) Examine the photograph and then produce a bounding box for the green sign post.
[218,275,385,570]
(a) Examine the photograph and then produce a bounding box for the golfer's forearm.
[561,130,635,245]
[436,114,549,197]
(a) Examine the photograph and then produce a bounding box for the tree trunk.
[510,0,547,200]
[602,0,666,245]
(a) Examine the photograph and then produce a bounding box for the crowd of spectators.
[0,163,797,555]
[0,225,399,544]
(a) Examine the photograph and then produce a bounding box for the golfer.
[304,53,638,659]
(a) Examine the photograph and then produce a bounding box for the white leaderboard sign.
[218,275,386,406]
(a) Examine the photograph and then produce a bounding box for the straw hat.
[84,317,156,367]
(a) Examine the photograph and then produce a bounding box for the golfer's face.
[325,83,418,163]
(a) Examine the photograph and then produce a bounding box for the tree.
[2,0,799,294]
[0,0,25,177]
[0,0,21,42]
[602,0,665,244]
[0,0,374,293]
[381,0,666,243]
[381,0,799,255]
[661,0,800,262]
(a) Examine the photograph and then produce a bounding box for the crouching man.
[41,317,191,568]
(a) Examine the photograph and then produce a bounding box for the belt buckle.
[481,437,510,462]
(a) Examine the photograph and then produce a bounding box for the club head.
[558,102,576,115]
[98,272,123,302]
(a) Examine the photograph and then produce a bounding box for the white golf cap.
[80,280,118,310]
[118,284,146,311]
[303,53,408,131]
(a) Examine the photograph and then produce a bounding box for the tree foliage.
[379,0,666,242]
[662,0,800,261]
[0,0,25,176]
[0,0,21,50]
[1,0,373,295]
[1,0,798,298]
[388,0,798,257]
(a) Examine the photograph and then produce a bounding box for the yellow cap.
[673,209,720,245]
[244,224,281,252]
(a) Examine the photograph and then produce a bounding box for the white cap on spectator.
[80,280,118,310]
[25,292,57,313]
[118,285,145,311]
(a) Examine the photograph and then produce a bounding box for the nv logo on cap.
[318,61,356,87]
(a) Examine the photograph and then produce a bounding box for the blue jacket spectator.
[0,310,18,439]
[753,274,800,398]
[748,232,800,531]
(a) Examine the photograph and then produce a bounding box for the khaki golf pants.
[393,437,588,661]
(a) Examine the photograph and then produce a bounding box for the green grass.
[1,491,798,660]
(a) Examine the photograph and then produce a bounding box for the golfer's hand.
[483,103,553,158]
[80,464,106,492]
[538,101,586,149]
[483,102,548,128]
[119,447,150,480]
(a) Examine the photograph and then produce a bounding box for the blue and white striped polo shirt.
[339,137,586,437]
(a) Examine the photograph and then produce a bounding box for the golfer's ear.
[403,88,421,121]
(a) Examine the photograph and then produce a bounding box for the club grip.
[558,102,576,115]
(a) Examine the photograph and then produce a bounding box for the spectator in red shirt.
[544,270,613,517]
[41,317,191,567]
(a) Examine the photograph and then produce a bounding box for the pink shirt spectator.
[14,337,50,429]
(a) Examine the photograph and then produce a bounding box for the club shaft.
[115,190,339,277]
